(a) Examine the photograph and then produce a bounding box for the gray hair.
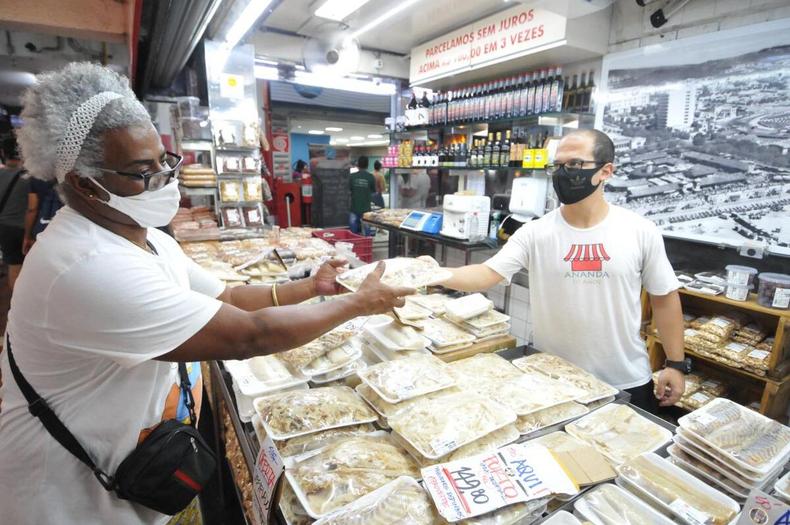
[17,62,151,182]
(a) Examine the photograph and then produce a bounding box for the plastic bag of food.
[388,390,517,459]
[358,354,456,403]
[286,434,420,518]
[565,404,671,464]
[253,385,377,440]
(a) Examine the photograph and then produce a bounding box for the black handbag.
[5,335,217,515]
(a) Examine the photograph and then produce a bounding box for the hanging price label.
[251,433,285,525]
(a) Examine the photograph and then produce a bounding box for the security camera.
[650,0,693,28]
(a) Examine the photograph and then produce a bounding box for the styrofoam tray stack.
[675,398,790,486]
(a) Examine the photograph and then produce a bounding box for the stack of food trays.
[564,403,672,466]
[444,293,512,342]
[573,483,675,525]
[448,354,590,435]
[668,398,790,504]
[616,452,739,525]
[774,471,790,504]
[361,315,431,362]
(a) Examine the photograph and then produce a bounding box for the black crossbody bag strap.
[5,335,196,491]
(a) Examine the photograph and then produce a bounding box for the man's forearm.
[228,277,317,311]
[441,264,504,292]
[651,290,685,361]
[23,210,36,241]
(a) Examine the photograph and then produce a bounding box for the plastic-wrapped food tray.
[462,309,511,329]
[774,471,790,503]
[512,354,618,404]
[678,397,790,476]
[407,293,452,314]
[309,358,366,385]
[565,404,672,465]
[284,433,420,519]
[357,354,456,404]
[354,382,462,419]
[388,390,517,459]
[312,476,442,525]
[667,444,749,501]
[251,414,376,459]
[393,301,432,321]
[447,353,524,387]
[541,511,583,525]
[364,337,431,362]
[363,316,429,351]
[573,483,675,525]
[224,356,308,397]
[460,498,548,525]
[472,371,587,417]
[616,453,739,525]
[253,385,377,440]
[516,401,589,435]
[299,339,363,377]
[335,257,451,292]
[445,293,494,321]
[429,341,475,355]
[421,317,477,348]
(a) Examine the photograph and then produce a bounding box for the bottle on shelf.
[536,69,548,115]
[484,133,494,167]
[527,71,538,115]
[501,130,511,168]
[492,132,502,168]
[542,68,554,115]
[551,66,564,113]
[582,70,596,113]
[564,74,577,112]
[420,91,431,109]
[573,72,586,113]
[408,91,418,110]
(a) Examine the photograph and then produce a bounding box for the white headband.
[55,91,124,181]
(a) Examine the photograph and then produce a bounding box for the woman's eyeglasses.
[95,152,183,191]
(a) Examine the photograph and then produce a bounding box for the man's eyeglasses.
[95,151,183,191]
[547,159,606,176]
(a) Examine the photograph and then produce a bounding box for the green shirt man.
[350,169,376,214]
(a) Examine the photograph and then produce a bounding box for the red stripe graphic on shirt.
[564,243,610,272]
[597,243,611,261]
[563,244,577,261]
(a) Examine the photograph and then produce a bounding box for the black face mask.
[552,165,602,205]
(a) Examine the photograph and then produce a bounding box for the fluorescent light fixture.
[335,138,349,143]
[367,134,383,139]
[315,0,371,21]
[350,0,423,39]
[349,140,389,147]
[253,64,278,80]
[308,130,324,135]
[350,136,365,140]
[325,127,344,132]
[293,70,395,95]
[223,0,274,49]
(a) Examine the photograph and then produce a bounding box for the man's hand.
[655,368,685,407]
[354,261,415,313]
[311,258,348,296]
[22,237,35,255]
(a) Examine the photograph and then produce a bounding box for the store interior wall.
[291,132,329,169]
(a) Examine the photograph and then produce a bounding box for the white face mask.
[88,177,181,228]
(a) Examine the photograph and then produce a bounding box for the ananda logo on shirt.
[563,243,610,279]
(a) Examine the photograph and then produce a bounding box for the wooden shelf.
[679,288,790,318]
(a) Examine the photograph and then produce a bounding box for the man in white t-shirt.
[439,130,686,413]
[0,63,412,525]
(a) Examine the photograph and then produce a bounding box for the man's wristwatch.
[664,358,692,374]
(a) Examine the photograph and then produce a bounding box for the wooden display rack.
[643,289,790,420]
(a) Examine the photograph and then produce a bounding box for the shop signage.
[410,5,567,85]
[421,443,577,522]
[272,132,289,153]
[250,434,284,525]
[737,490,790,525]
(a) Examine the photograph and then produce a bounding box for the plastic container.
[672,433,769,489]
[574,483,675,525]
[757,272,790,309]
[725,282,752,301]
[176,96,200,118]
[313,228,373,262]
[725,264,758,286]
[542,511,583,525]
[774,471,790,503]
[667,444,749,501]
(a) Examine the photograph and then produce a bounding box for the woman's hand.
[354,262,415,314]
[310,258,348,296]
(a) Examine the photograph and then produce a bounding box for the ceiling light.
[349,140,389,147]
[292,70,396,95]
[325,127,344,132]
[367,134,383,139]
[308,130,324,135]
[315,0,371,21]
[223,0,274,50]
[350,0,423,39]
[335,138,349,143]
[350,136,365,140]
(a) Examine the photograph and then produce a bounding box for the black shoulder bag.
[5,335,217,515]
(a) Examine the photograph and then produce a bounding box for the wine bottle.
[420,91,431,108]
[573,72,585,113]
[542,68,554,115]
[484,133,493,167]
[552,67,564,113]
[408,91,418,110]
[492,132,502,167]
[563,75,575,112]
[582,70,595,113]
[501,130,511,168]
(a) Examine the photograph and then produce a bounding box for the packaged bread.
[355,383,462,419]
[312,476,442,525]
[512,353,618,404]
[699,377,727,397]
[698,316,738,342]
[618,454,738,525]
[253,385,377,440]
[516,401,589,434]
[565,404,671,464]
[388,390,517,458]
[744,347,771,371]
[357,354,455,404]
[287,434,420,517]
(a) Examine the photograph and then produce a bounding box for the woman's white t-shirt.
[0,207,224,525]
[485,205,680,390]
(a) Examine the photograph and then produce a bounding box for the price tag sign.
[421,443,577,522]
[737,490,790,525]
[251,433,285,525]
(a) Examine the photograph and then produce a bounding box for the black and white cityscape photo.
[601,24,790,255]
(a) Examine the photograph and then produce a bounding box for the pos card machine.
[400,210,443,234]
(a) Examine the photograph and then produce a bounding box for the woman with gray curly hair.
[0,62,412,524]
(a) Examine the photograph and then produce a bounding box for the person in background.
[292,159,308,181]
[0,136,30,292]
[371,160,386,208]
[23,178,63,255]
[399,169,431,210]
[434,129,686,414]
[349,155,376,235]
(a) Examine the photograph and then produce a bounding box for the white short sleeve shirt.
[485,205,679,389]
[0,207,224,525]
